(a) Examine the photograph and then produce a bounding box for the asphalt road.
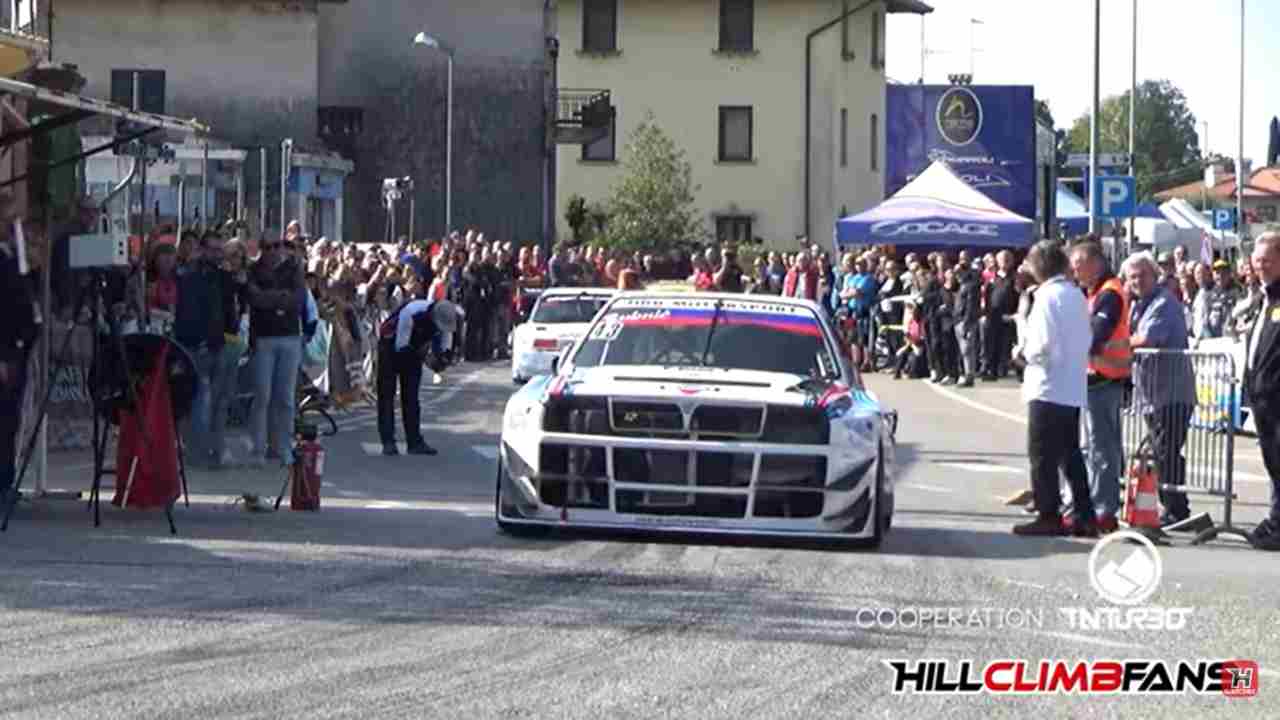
[2,361,1278,718]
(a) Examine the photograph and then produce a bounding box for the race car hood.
[556,365,850,408]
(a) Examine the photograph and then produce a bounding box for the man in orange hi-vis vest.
[1070,239,1131,534]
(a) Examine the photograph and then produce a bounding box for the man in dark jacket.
[983,250,1019,379]
[175,232,228,467]
[1245,233,1280,550]
[0,228,38,502]
[953,264,983,387]
[246,233,306,467]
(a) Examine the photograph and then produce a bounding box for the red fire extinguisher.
[290,425,324,511]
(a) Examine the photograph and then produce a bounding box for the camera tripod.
[2,270,181,534]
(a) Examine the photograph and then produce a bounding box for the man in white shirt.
[1014,241,1098,537]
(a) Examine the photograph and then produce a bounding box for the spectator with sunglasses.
[246,233,306,468]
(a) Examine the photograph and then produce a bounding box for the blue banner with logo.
[886,85,1037,221]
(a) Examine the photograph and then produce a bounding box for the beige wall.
[555,0,888,250]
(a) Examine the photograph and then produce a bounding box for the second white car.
[511,288,616,383]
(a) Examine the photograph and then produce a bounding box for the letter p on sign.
[1093,176,1136,219]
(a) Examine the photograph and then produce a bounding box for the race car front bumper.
[497,428,883,539]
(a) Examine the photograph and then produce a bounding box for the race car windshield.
[573,304,839,378]
[531,296,611,324]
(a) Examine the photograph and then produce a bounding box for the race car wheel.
[869,443,891,548]
[495,457,550,538]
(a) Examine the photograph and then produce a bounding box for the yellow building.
[553,0,931,250]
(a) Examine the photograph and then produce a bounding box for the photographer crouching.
[375,278,462,457]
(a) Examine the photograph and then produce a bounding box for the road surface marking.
[1031,630,1144,650]
[925,386,1272,485]
[472,446,499,461]
[924,382,1028,426]
[902,483,953,493]
[1001,578,1048,591]
[365,501,411,510]
[936,462,1023,475]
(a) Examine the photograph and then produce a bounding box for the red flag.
[113,345,181,510]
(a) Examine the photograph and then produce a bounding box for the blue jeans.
[186,346,216,462]
[186,343,244,465]
[251,335,302,466]
[1082,381,1125,518]
[208,342,245,465]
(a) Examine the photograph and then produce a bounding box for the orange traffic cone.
[1123,455,1166,540]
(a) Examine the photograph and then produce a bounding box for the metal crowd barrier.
[1120,348,1251,545]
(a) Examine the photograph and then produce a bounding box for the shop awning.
[0,75,208,140]
[0,74,210,191]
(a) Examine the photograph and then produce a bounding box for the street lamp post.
[414,31,454,237]
[1128,0,1137,247]
[1237,0,1246,246]
[1088,0,1100,234]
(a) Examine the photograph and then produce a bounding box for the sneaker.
[406,443,438,456]
[1003,489,1034,506]
[1013,515,1068,536]
[1248,518,1277,545]
[957,377,975,388]
[1095,515,1119,534]
[1062,515,1099,538]
[382,444,400,456]
[939,376,956,386]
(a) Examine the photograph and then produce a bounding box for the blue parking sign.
[1092,176,1136,219]
[1213,208,1237,230]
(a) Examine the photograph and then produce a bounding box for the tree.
[1063,79,1201,200]
[564,194,589,242]
[1034,99,1055,130]
[598,113,708,253]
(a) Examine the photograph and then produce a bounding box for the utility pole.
[1128,0,1137,246]
[1088,0,1100,234]
[1237,0,1246,246]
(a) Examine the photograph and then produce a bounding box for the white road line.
[472,446,499,461]
[924,386,1272,485]
[902,483,953,493]
[936,462,1024,475]
[923,381,1028,426]
[365,501,411,510]
[1031,630,1145,650]
[1001,578,1048,591]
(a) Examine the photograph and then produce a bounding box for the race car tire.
[495,457,550,538]
[870,443,891,547]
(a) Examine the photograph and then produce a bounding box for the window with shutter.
[583,0,618,53]
[718,106,753,162]
[718,0,754,52]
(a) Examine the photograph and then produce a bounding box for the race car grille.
[690,406,765,436]
[761,406,829,445]
[611,402,684,434]
[542,397,610,434]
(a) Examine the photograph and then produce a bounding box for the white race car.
[511,288,616,384]
[496,292,900,546]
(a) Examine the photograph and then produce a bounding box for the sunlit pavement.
[2,362,1277,718]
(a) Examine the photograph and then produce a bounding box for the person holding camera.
[375,284,460,457]
[0,227,37,502]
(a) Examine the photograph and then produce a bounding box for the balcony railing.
[555,88,612,129]
[0,0,48,51]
